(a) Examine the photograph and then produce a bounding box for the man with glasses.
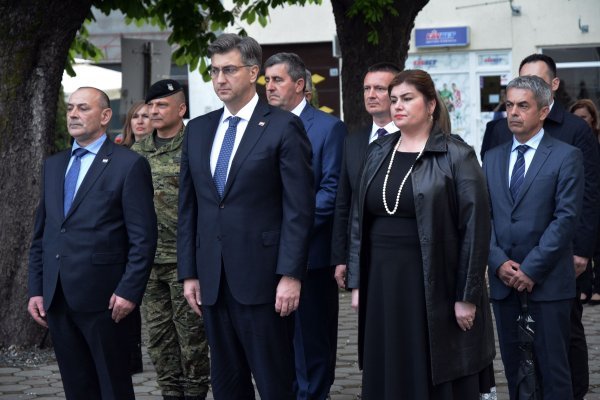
[178,34,314,400]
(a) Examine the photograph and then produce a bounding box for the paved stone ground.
[1,291,600,399]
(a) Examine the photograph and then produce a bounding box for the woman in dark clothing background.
[570,99,600,304]
[346,69,495,399]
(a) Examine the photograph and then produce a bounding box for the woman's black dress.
[361,150,494,399]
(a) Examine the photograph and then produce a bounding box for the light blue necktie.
[63,148,89,216]
[509,144,529,200]
[213,116,240,198]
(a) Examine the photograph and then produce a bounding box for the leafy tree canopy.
[69,0,393,76]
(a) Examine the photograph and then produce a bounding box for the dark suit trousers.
[294,266,339,400]
[493,291,572,400]
[570,286,589,400]
[202,272,296,400]
[47,283,134,400]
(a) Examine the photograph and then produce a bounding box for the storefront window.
[543,47,600,110]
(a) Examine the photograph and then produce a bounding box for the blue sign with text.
[415,27,469,48]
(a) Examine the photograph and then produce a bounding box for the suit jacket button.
[60,228,66,233]
[55,254,60,259]
[219,203,225,209]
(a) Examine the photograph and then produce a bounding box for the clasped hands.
[497,260,534,292]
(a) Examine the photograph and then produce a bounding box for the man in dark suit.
[330,62,401,296]
[480,54,599,399]
[177,34,314,400]
[484,76,584,399]
[27,87,158,400]
[264,52,347,400]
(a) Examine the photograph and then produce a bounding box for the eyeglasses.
[209,65,252,77]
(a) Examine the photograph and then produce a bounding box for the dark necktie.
[63,148,89,216]
[509,144,529,200]
[213,116,241,198]
[376,128,387,139]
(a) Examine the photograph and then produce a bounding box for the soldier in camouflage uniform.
[132,80,209,400]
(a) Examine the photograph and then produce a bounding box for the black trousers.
[202,274,296,400]
[47,283,134,400]
[570,286,589,400]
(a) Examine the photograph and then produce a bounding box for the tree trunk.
[0,0,92,347]
[331,0,429,133]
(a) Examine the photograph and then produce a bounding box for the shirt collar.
[72,134,106,156]
[370,121,398,137]
[290,98,308,117]
[222,93,259,123]
[511,128,544,152]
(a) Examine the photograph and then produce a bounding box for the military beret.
[145,79,183,103]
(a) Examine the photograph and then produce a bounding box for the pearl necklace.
[382,138,424,215]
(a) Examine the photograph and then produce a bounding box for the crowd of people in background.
[26,32,600,400]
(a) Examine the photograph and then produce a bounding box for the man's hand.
[28,296,47,328]
[508,269,535,292]
[334,264,347,288]
[574,255,589,278]
[108,294,136,323]
[275,276,301,317]
[455,301,476,332]
[183,279,202,316]
[351,288,359,312]
[497,260,520,287]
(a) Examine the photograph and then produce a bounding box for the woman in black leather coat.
[346,69,495,399]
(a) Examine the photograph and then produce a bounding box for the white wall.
[226,0,337,44]
[410,0,600,74]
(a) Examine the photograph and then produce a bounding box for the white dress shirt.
[210,94,260,177]
[369,121,398,144]
[508,128,545,185]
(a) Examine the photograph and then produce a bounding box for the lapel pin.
[102,158,109,163]
[258,121,265,126]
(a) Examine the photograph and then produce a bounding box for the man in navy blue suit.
[484,76,584,399]
[28,87,157,400]
[264,52,347,400]
[177,34,314,400]
[481,54,598,399]
[330,63,401,295]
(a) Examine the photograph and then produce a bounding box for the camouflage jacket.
[132,126,184,264]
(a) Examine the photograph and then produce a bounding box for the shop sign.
[415,27,469,48]
[478,54,510,67]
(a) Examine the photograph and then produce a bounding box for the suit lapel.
[299,104,314,132]
[56,151,72,219]
[513,134,552,209]
[222,101,271,198]
[498,142,512,204]
[202,109,223,201]
[64,139,112,220]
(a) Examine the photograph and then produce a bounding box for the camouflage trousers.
[142,263,210,397]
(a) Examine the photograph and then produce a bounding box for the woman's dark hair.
[388,69,451,133]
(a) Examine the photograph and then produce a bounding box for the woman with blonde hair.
[115,100,151,147]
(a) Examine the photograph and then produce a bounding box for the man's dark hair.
[264,52,307,83]
[519,54,557,79]
[365,62,402,79]
[207,33,262,67]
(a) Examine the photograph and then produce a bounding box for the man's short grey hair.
[264,52,307,84]
[305,69,313,93]
[207,33,262,67]
[507,75,552,109]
